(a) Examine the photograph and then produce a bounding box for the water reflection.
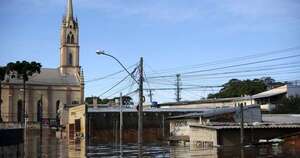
[1,129,300,158]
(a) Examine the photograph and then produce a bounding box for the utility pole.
[149,90,153,103]
[119,92,123,157]
[176,74,181,102]
[138,57,144,158]
[240,103,244,147]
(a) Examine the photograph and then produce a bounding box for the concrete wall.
[170,119,198,137]
[189,127,218,147]
[67,104,86,140]
[234,106,262,123]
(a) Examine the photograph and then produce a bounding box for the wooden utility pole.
[138,57,144,158]
[149,90,153,104]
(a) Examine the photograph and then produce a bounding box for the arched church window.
[67,34,71,44]
[17,100,23,122]
[56,100,60,127]
[67,32,74,44]
[37,100,42,122]
[71,34,75,43]
[56,100,60,114]
[68,53,73,65]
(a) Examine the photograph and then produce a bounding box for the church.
[0,0,84,125]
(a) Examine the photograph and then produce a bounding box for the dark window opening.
[37,100,42,122]
[68,53,73,65]
[17,100,23,122]
[67,32,74,44]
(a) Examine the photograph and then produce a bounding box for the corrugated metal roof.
[168,104,260,119]
[158,96,251,107]
[88,107,213,113]
[263,114,300,124]
[190,124,300,130]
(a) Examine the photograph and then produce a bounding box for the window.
[72,100,79,105]
[67,32,74,44]
[37,100,42,122]
[17,100,23,122]
[68,53,73,65]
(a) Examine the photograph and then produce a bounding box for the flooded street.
[1,129,300,157]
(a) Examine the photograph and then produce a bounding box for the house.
[253,85,300,111]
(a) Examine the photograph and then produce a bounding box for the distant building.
[158,84,300,112]
[0,0,84,125]
[253,85,300,111]
[158,97,253,109]
[168,105,261,140]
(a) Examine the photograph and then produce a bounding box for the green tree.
[208,78,268,98]
[85,97,110,104]
[272,96,300,114]
[7,61,42,124]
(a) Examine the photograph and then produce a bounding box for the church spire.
[66,0,73,21]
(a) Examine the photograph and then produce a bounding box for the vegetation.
[85,96,133,105]
[6,61,42,123]
[271,96,300,114]
[85,97,110,104]
[208,77,283,99]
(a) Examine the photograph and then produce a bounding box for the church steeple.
[60,0,80,74]
[66,0,73,21]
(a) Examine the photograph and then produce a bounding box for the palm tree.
[7,61,42,125]
[0,66,6,122]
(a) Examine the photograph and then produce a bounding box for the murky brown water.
[1,129,300,158]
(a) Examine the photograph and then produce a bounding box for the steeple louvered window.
[67,32,75,44]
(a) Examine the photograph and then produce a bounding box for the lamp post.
[96,50,144,157]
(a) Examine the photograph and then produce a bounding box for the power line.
[148,54,300,78]
[146,46,300,75]
[99,67,138,97]
[86,63,137,83]
[99,75,130,97]
[182,64,300,78]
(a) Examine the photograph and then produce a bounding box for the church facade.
[0,0,84,125]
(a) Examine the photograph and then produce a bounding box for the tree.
[85,97,110,104]
[0,66,7,122]
[208,77,284,99]
[271,96,300,114]
[7,61,42,124]
[208,78,267,98]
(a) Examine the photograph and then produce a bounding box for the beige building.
[0,0,84,125]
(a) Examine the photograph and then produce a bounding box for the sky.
[0,0,300,103]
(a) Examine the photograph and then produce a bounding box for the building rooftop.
[4,68,80,86]
[252,85,287,99]
[262,114,300,124]
[158,96,251,107]
[88,106,213,113]
[167,104,260,119]
[190,123,300,130]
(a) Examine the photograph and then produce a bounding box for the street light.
[96,50,144,157]
[96,50,138,84]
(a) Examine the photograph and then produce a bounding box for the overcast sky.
[1,0,300,103]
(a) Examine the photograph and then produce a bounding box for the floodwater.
[1,129,300,158]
